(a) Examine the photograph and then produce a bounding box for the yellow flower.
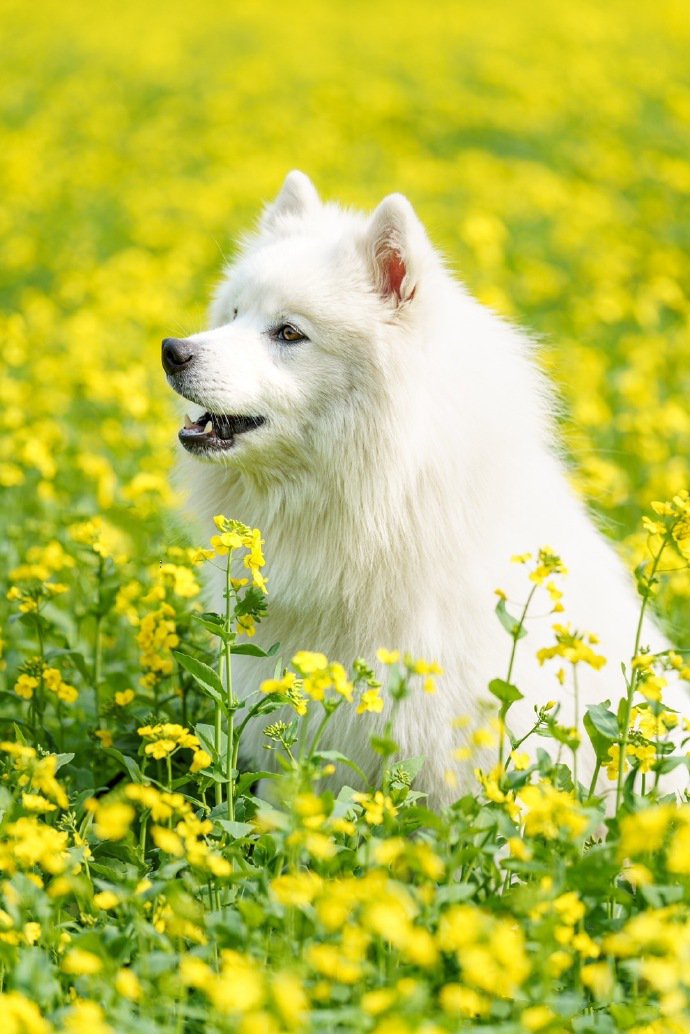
[507,836,531,861]
[21,793,56,813]
[536,623,606,670]
[519,782,588,840]
[92,800,135,841]
[145,738,177,759]
[510,750,531,771]
[260,672,297,694]
[330,662,354,701]
[237,613,256,637]
[439,984,489,1017]
[521,1005,555,1031]
[115,968,141,1001]
[581,961,614,999]
[14,674,38,700]
[210,531,243,554]
[92,891,119,910]
[62,948,103,975]
[553,891,585,926]
[114,689,135,706]
[472,727,497,748]
[529,547,567,585]
[666,824,690,874]
[511,553,532,564]
[190,750,212,773]
[291,651,329,674]
[151,826,185,857]
[271,972,308,1028]
[352,791,398,825]
[63,1001,113,1034]
[376,648,400,665]
[270,871,323,907]
[357,688,384,714]
[0,992,52,1033]
[180,956,214,989]
[361,988,397,1015]
[406,656,444,677]
[618,804,675,856]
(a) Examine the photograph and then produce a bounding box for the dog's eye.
[276,323,306,343]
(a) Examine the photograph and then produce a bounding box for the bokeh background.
[2,0,690,630]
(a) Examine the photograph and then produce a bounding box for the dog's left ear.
[261,170,320,230]
[364,193,425,306]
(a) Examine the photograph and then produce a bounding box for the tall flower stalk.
[176,515,268,818]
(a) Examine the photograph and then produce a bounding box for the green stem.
[587,759,601,800]
[139,811,149,863]
[221,552,236,822]
[93,556,105,727]
[499,584,537,768]
[214,700,223,810]
[34,613,46,742]
[572,662,579,791]
[616,540,666,811]
[307,701,343,760]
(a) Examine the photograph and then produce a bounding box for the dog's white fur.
[169,171,687,805]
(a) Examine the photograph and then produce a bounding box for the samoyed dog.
[163,170,686,805]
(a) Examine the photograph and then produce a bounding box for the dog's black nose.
[162,337,195,375]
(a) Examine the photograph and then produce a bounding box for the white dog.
[163,171,686,805]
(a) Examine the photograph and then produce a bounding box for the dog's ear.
[364,193,424,305]
[261,170,320,230]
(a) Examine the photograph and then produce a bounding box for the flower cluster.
[136,604,179,689]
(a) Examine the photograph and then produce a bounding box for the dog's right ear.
[260,170,320,230]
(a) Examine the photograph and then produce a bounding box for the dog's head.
[163,171,436,473]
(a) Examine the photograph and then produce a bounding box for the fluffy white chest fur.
[164,171,686,806]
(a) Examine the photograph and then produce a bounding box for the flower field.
[2,0,690,1031]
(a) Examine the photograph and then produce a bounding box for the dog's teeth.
[203,421,213,434]
[184,414,195,429]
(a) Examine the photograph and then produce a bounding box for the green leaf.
[216,819,256,838]
[174,651,226,708]
[584,701,619,758]
[389,755,426,782]
[315,750,369,785]
[488,678,523,705]
[495,597,527,639]
[192,612,232,642]
[655,755,689,774]
[102,748,144,783]
[435,883,476,905]
[235,586,269,617]
[370,735,399,758]
[231,642,279,658]
[195,722,227,761]
[196,611,224,628]
[236,770,276,796]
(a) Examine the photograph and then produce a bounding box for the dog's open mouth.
[178,412,266,452]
